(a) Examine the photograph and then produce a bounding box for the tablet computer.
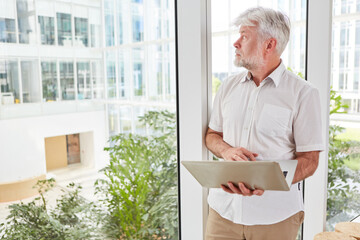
[181,160,297,191]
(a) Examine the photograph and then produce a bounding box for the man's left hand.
[221,182,264,196]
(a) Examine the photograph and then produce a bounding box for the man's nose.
[234,39,241,49]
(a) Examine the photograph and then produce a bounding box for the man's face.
[233,25,264,70]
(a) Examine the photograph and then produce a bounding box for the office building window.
[38,16,55,45]
[41,61,58,102]
[104,0,115,46]
[355,49,360,68]
[91,61,104,99]
[116,0,124,45]
[89,9,101,47]
[77,62,91,99]
[119,107,132,133]
[340,22,350,46]
[75,17,88,47]
[132,14,144,42]
[21,60,41,103]
[59,62,75,100]
[57,13,72,46]
[133,48,145,97]
[0,18,16,43]
[356,21,360,45]
[106,52,116,99]
[16,0,37,44]
[355,71,359,90]
[0,60,20,104]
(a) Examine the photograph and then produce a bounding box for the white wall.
[0,110,108,183]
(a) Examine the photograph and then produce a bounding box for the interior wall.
[45,135,68,171]
[0,110,109,183]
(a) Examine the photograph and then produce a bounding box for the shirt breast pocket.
[258,104,291,137]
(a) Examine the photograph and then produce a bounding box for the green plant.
[95,110,178,240]
[327,87,360,220]
[0,179,100,240]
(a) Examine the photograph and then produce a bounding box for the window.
[91,61,104,99]
[133,48,145,97]
[16,0,36,44]
[117,49,130,99]
[57,13,72,46]
[0,60,20,104]
[59,62,75,100]
[106,52,116,99]
[75,18,88,47]
[104,0,115,46]
[0,18,16,43]
[41,61,58,102]
[38,16,55,45]
[354,71,359,90]
[21,60,40,103]
[89,9,101,47]
[132,3,144,42]
[77,62,91,99]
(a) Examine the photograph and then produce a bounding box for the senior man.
[205,7,324,240]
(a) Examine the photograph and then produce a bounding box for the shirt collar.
[241,60,286,87]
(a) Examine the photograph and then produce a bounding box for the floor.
[0,164,104,224]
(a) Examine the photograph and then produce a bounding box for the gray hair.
[233,7,291,55]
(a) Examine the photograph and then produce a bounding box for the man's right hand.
[221,147,258,161]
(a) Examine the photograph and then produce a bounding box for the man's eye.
[242,36,247,40]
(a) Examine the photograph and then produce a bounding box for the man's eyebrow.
[240,30,247,34]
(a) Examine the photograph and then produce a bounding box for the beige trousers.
[205,208,304,240]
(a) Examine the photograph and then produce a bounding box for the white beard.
[234,50,264,71]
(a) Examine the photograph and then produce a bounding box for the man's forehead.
[239,25,257,33]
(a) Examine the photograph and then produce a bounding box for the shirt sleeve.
[208,81,225,132]
[293,87,325,152]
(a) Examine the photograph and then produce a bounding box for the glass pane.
[102,0,178,238]
[59,62,75,100]
[132,3,144,42]
[57,12,72,46]
[118,49,130,99]
[133,47,145,98]
[21,60,40,103]
[210,1,307,239]
[75,17,88,47]
[0,60,20,104]
[106,52,116,99]
[91,61,104,99]
[38,16,55,45]
[89,8,101,47]
[41,61,58,102]
[0,18,16,43]
[16,0,37,44]
[327,0,360,230]
[104,0,115,46]
[77,62,91,99]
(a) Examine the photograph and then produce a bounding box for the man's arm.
[292,151,320,184]
[205,127,263,196]
[205,128,258,161]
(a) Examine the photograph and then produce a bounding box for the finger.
[253,189,264,196]
[221,184,234,194]
[238,154,248,161]
[228,182,242,194]
[241,148,257,161]
[253,153,259,157]
[238,182,251,196]
[232,155,243,161]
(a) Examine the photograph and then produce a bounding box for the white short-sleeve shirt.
[208,61,324,225]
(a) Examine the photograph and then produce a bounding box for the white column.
[303,0,332,239]
[177,0,210,239]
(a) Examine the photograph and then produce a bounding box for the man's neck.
[250,59,281,86]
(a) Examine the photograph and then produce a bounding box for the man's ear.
[265,38,277,53]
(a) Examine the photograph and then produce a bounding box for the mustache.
[235,50,241,55]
